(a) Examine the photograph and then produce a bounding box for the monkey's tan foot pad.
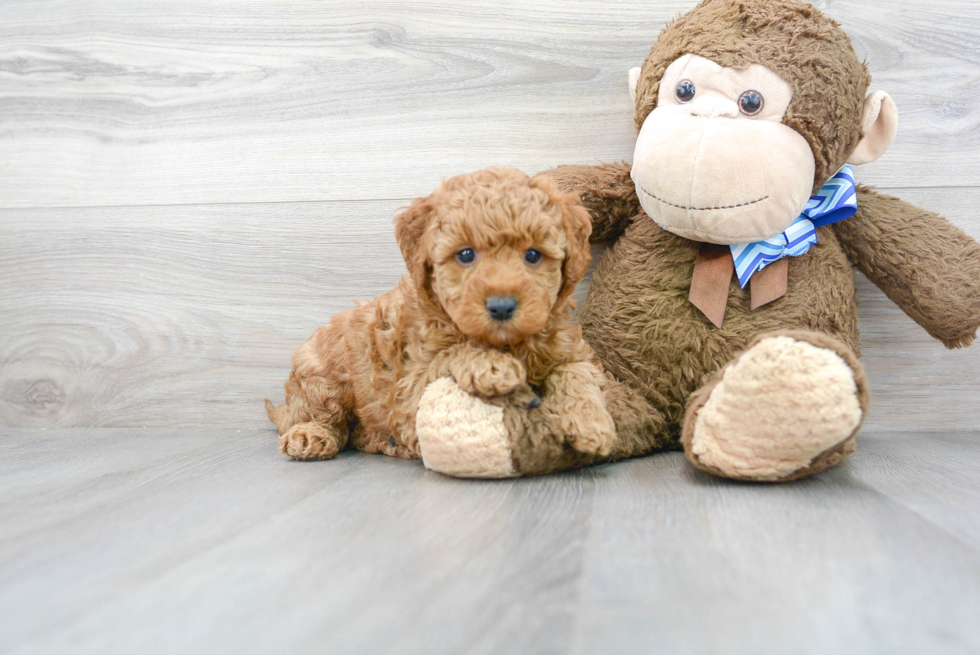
[682,331,869,482]
[416,377,519,478]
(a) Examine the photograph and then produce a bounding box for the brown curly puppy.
[266,167,616,461]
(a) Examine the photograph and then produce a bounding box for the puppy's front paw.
[545,382,616,457]
[280,422,342,460]
[450,350,526,397]
[561,406,616,457]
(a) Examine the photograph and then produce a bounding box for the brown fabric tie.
[689,243,734,329]
[689,243,788,328]
[750,258,789,310]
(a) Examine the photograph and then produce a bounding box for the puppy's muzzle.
[486,296,518,322]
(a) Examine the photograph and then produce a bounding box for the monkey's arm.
[540,162,640,242]
[833,186,980,349]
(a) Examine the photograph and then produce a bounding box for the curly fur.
[266,167,613,460]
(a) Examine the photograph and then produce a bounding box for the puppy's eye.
[738,90,764,116]
[455,248,476,265]
[676,79,696,103]
[524,249,543,265]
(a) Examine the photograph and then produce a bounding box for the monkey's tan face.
[630,54,816,244]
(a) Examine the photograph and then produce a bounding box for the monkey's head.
[628,0,898,244]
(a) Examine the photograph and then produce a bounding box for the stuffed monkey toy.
[415,0,980,481]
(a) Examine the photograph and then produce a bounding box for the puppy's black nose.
[486,296,518,322]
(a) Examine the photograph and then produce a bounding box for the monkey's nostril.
[486,296,518,322]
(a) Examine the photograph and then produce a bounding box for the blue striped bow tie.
[730,165,858,287]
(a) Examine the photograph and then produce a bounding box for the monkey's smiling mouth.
[636,184,769,211]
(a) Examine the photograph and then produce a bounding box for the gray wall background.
[2,0,978,430]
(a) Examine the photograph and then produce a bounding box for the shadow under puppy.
[266,167,615,466]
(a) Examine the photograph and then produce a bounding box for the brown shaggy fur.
[266,167,616,461]
[510,0,980,480]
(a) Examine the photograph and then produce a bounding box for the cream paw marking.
[681,331,869,482]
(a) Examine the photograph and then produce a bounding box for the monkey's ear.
[848,91,898,166]
[628,66,642,104]
[394,196,437,294]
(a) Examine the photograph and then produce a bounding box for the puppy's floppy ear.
[394,195,438,299]
[533,175,593,304]
[559,193,592,292]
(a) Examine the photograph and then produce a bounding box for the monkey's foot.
[416,378,518,478]
[682,330,869,482]
[416,378,595,478]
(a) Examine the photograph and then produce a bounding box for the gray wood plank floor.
[1,428,978,655]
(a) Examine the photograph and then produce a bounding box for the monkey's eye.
[455,248,476,265]
[675,79,697,103]
[738,90,764,116]
[524,249,543,265]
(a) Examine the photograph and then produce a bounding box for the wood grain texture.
[0,428,978,654]
[2,186,979,429]
[1,0,979,430]
[0,200,406,428]
[1,0,980,208]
